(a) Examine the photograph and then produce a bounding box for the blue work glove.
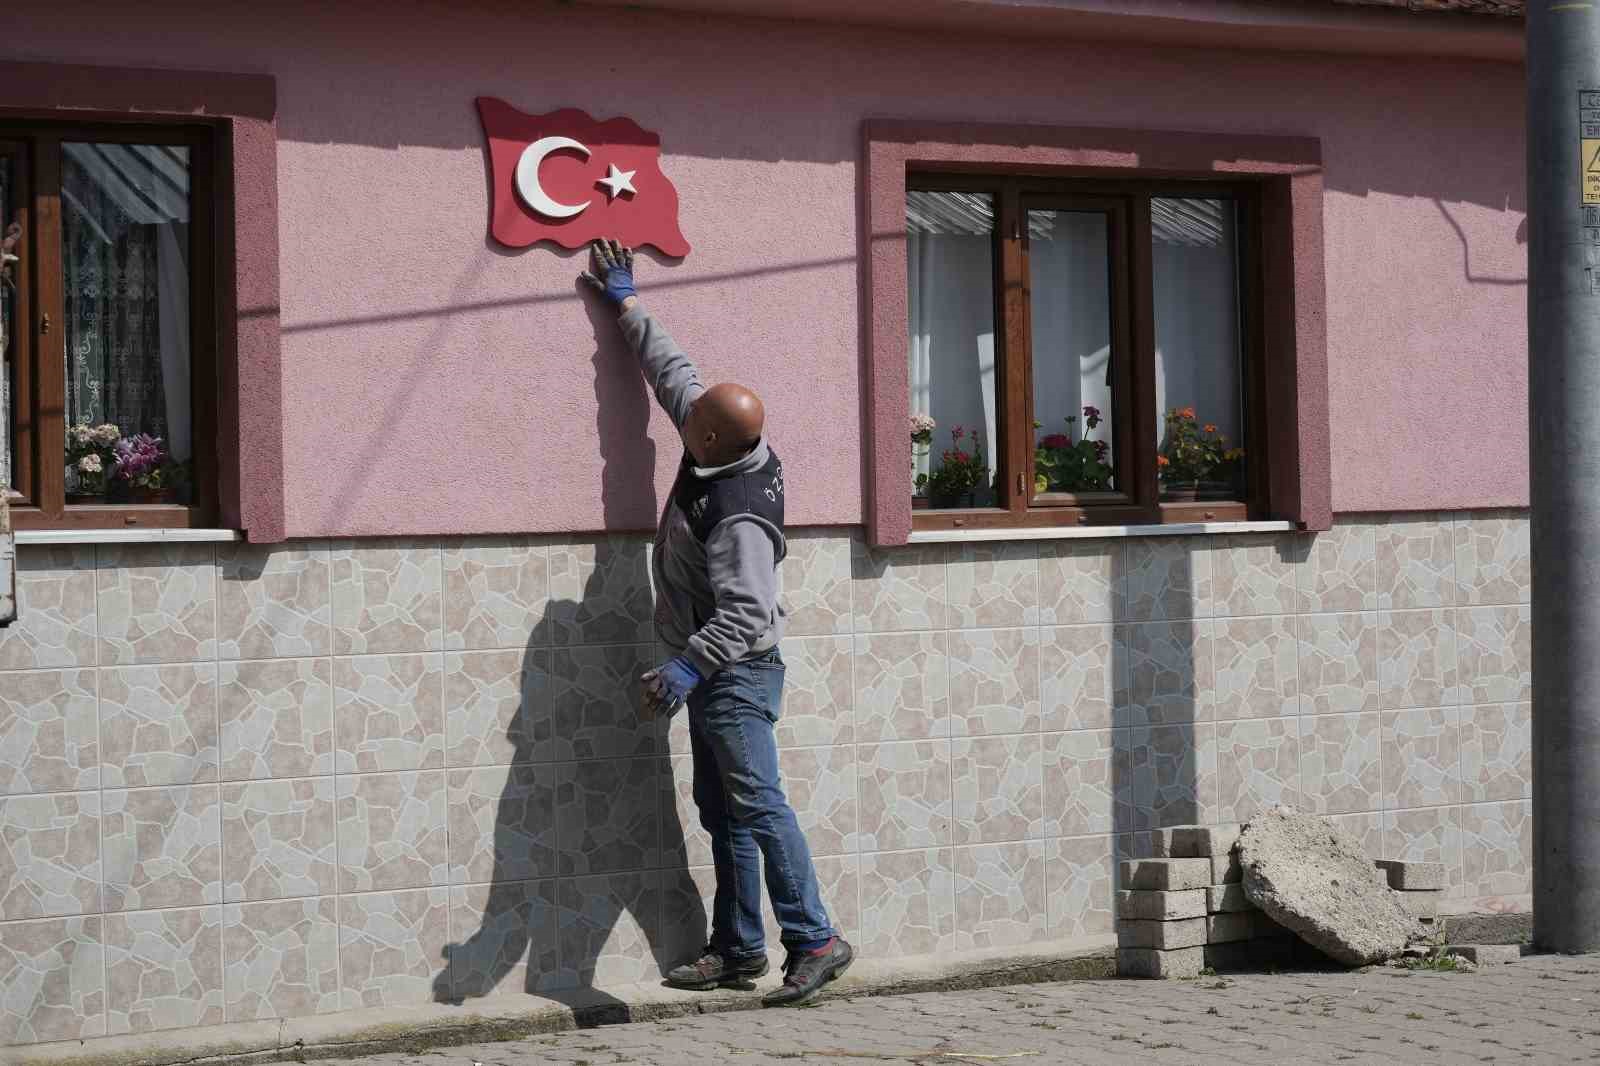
[580,238,637,309]
[641,656,701,718]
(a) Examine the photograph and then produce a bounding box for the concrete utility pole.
[1528,1,1600,954]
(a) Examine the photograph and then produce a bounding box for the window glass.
[1152,197,1245,500]
[60,143,192,503]
[1027,209,1115,495]
[1,153,14,492]
[907,190,998,509]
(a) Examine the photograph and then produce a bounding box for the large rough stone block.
[1117,946,1205,979]
[1254,911,1292,939]
[1239,807,1421,965]
[1117,917,1207,950]
[1207,883,1255,913]
[1173,824,1241,858]
[1375,860,1448,891]
[1120,858,1212,891]
[1117,889,1208,922]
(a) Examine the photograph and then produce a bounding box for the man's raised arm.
[583,239,703,428]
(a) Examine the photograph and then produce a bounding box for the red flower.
[951,425,965,441]
[1082,405,1102,429]
[1179,406,1196,420]
[1040,434,1071,449]
[1203,423,1218,434]
[1093,440,1109,459]
[1156,455,1171,468]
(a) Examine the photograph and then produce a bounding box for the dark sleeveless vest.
[669,446,785,542]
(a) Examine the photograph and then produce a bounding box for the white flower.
[77,454,102,474]
[71,424,93,445]
[93,423,120,445]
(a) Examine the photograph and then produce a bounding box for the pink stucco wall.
[2,1,1527,537]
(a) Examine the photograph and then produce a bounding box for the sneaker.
[762,938,854,1007]
[664,945,770,990]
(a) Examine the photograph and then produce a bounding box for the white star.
[597,163,637,200]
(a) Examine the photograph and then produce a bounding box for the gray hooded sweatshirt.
[619,303,786,678]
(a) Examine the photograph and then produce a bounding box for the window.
[907,174,1262,531]
[0,121,216,529]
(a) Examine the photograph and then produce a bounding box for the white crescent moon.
[515,136,592,219]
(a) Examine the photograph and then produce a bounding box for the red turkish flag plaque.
[477,97,691,257]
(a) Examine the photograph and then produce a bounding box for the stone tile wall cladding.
[0,512,1530,1044]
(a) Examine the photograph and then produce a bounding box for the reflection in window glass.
[1027,209,1115,495]
[1152,197,1245,499]
[60,143,192,503]
[907,190,998,509]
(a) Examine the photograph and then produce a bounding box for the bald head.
[684,383,765,467]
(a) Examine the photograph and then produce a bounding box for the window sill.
[15,528,242,546]
[905,519,1298,544]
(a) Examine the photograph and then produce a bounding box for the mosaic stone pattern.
[0,513,1532,1043]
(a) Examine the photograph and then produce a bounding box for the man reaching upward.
[582,239,853,1007]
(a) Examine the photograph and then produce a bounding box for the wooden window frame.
[1,140,36,512]
[1,118,219,531]
[863,119,1330,547]
[907,171,1265,535]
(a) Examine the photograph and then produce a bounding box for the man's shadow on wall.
[431,280,706,1018]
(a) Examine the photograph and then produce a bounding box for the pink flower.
[1093,440,1109,459]
[113,434,166,482]
[951,425,965,441]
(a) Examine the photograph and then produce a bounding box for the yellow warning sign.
[1585,138,1600,205]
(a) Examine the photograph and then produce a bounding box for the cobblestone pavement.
[324,953,1600,1066]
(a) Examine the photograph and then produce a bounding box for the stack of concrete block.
[1374,859,1447,926]
[1115,824,1294,978]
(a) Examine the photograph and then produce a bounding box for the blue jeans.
[686,648,834,958]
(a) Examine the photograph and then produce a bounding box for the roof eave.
[570,0,1523,62]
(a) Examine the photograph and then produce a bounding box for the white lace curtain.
[1151,197,1241,443]
[908,226,997,482]
[60,142,192,462]
[1028,211,1116,458]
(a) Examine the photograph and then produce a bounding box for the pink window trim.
[862,119,1330,546]
[0,60,285,541]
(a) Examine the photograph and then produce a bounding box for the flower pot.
[930,491,975,510]
[912,495,931,511]
[65,493,105,506]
